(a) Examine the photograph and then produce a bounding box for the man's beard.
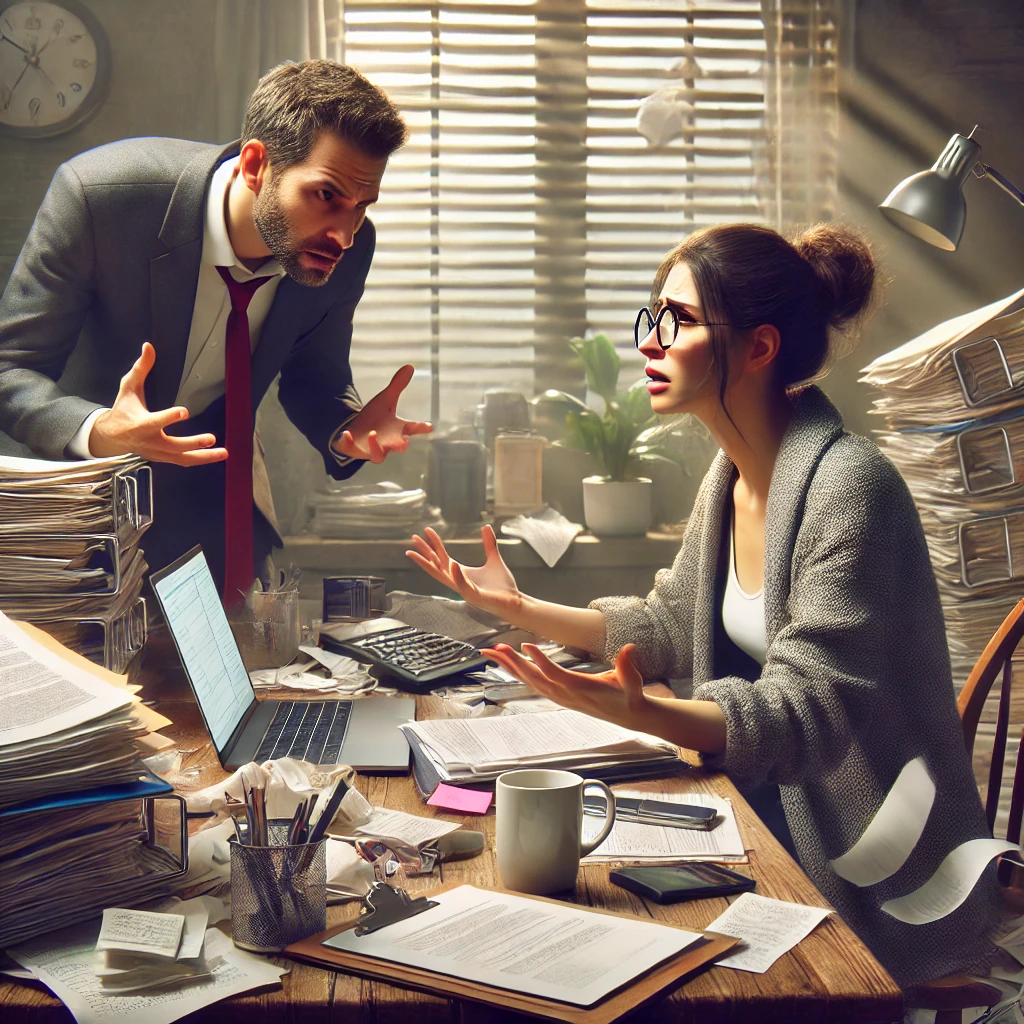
[252,180,343,287]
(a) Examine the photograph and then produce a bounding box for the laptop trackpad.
[343,696,415,772]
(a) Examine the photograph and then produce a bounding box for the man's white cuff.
[67,408,109,459]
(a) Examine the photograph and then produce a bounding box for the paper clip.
[354,881,438,936]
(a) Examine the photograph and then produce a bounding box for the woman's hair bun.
[794,223,875,329]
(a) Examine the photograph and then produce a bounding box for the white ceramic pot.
[582,476,653,537]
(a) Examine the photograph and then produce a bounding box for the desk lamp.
[879,126,1024,250]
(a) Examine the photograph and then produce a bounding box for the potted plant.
[559,332,658,536]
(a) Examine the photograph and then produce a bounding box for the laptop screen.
[150,547,255,752]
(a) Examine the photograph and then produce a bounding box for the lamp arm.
[975,161,1024,208]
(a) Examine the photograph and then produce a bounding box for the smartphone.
[609,863,755,904]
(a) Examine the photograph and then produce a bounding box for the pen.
[583,795,719,831]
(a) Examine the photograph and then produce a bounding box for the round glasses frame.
[634,306,730,350]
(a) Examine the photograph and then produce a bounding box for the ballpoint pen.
[583,795,718,831]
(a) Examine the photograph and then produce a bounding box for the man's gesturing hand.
[333,364,432,464]
[89,343,228,466]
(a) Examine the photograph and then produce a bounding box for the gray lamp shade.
[879,132,981,251]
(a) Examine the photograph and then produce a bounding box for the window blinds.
[329,0,839,426]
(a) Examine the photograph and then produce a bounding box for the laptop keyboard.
[254,701,353,764]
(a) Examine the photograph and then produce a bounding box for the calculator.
[321,624,490,692]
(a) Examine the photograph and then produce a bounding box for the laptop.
[150,546,413,771]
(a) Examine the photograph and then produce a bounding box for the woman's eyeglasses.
[634,306,729,350]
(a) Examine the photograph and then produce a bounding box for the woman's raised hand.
[406,524,522,618]
[480,642,651,730]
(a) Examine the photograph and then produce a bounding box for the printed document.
[401,709,674,772]
[583,792,746,862]
[0,610,132,744]
[323,883,701,1007]
[706,892,831,973]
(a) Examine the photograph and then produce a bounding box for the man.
[0,60,430,603]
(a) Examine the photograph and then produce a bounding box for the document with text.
[324,884,701,1006]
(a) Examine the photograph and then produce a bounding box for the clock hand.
[33,60,56,89]
[3,61,30,110]
[0,31,30,55]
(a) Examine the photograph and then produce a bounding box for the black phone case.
[610,864,756,904]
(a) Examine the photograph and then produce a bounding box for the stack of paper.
[0,611,180,947]
[305,481,442,538]
[861,285,1024,835]
[0,455,151,672]
[7,901,287,1024]
[400,708,683,796]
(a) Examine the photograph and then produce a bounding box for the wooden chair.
[904,596,1024,1020]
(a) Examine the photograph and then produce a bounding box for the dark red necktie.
[216,266,272,608]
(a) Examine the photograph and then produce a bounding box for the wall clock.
[0,0,111,138]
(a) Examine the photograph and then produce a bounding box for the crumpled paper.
[500,506,583,567]
[636,87,695,147]
[185,757,373,830]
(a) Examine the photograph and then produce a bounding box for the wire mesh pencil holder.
[229,822,327,952]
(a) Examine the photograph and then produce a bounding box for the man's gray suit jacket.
[0,136,371,586]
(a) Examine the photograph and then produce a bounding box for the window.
[327,0,839,426]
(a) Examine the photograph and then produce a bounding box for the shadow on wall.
[828,0,1024,439]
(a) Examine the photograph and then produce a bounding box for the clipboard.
[285,883,739,1024]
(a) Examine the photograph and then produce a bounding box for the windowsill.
[281,530,685,606]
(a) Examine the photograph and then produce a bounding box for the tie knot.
[216,266,273,312]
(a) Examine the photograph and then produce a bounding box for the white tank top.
[722,516,767,665]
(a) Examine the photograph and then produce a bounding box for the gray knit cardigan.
[591,385,1002,988]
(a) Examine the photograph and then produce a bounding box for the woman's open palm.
[405,525,522,618]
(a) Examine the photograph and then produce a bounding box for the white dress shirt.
[68,156,358,465]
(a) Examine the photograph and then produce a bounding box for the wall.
[829,0,1024,438]
[0,1,219,289]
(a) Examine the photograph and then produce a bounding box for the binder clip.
[355,881,439,936]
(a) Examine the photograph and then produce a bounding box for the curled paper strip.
[881,838,1018,924]
[830,757,936,887]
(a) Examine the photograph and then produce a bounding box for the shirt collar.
[203,155,285,279]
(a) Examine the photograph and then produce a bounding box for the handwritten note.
[95,909,184,960]
[706,893,831,974]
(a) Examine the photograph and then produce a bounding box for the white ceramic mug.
[495,769,616,895]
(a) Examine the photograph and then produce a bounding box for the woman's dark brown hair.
[650,222,876,410]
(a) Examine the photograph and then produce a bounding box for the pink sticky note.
[428,783,493,815]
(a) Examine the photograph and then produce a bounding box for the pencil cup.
[229,823,327,952]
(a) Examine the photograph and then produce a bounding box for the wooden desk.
[0,656,903,1023]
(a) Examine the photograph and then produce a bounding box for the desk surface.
[0,648,902,1023]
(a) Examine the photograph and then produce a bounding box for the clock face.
[0,0,110,137]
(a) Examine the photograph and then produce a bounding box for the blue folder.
[0,765,172,817]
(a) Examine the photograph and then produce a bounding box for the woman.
[406,223,1003,990]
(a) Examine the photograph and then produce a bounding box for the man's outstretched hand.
[333,363,432,463]
[89,343,228,466]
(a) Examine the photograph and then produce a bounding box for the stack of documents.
[0,455,152,672]
[400,709,683,797]
[0,610,181,947]
[861,285,1024,834]
[7,900,286,1024]
[305,481,441,538]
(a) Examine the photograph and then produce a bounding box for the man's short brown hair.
[242,60,407,169]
